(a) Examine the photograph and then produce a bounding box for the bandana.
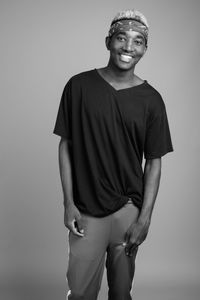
[108,9,149,44]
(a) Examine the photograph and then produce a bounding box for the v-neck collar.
[94,68,147,92]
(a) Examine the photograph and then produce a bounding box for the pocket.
[112,201,139,238]
[68,214,107,260]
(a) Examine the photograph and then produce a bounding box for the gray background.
[0,0,199,299]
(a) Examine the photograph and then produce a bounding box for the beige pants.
[67,200,139,300]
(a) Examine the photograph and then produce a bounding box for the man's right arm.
[58,137,84,236]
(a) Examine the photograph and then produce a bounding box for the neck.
[104,61,136,83]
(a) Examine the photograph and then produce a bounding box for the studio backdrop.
[0,0,199,299]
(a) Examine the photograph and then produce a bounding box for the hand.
[64,202,84,237]
[124,219,150,257]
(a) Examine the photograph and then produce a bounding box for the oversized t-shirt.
[53,69,173,217]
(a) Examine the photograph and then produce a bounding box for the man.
[53,9,173,300]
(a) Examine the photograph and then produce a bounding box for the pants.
[66,200,139,300]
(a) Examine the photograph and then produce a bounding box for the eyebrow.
[134,34,145,40]
[115,32,126,37]
[116,31,144,40]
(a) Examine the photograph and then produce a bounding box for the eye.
[116,36,126,42]
[134,40,143,46]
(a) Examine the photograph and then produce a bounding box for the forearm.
[138,158,161,224]
[58,137,74,208]
[125,158,161,255]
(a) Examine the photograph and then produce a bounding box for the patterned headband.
[108,9,149,44]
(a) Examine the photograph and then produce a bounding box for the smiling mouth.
[119,54,133,63]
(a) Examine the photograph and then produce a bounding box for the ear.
[143,45,147,55]
[105,36,111,50]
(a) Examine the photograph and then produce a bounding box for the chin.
[111,57,139,71]
[115,62,136,71]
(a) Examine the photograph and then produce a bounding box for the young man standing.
[53,9,173,300]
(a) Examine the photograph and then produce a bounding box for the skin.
[124,158,161,256]
[58,138,84,237]
[97,30,147,90]
[59,29,162,256]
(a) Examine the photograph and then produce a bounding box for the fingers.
[75,219,84,235]
[124,229,130,245]
[125,242,139,257]
[69,219,84,237]
[64,205,85,237]
[75,212,84,233]
[124,229,140,257]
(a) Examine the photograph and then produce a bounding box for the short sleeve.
[53,79,72,139]
[144,97,173,159]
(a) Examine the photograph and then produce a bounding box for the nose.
[123,38,134,52]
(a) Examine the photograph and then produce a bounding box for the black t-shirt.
[53,69,173,217]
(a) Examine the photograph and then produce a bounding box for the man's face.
[106,30,147,71]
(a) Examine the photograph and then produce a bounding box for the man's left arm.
[125,158,161,256]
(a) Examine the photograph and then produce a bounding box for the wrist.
[138,213,151,226]
[64,197,74,209]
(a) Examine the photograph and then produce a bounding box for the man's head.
[108,9,149,46]
[106,9,149,71]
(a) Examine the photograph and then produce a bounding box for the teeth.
[120,54,132,62]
